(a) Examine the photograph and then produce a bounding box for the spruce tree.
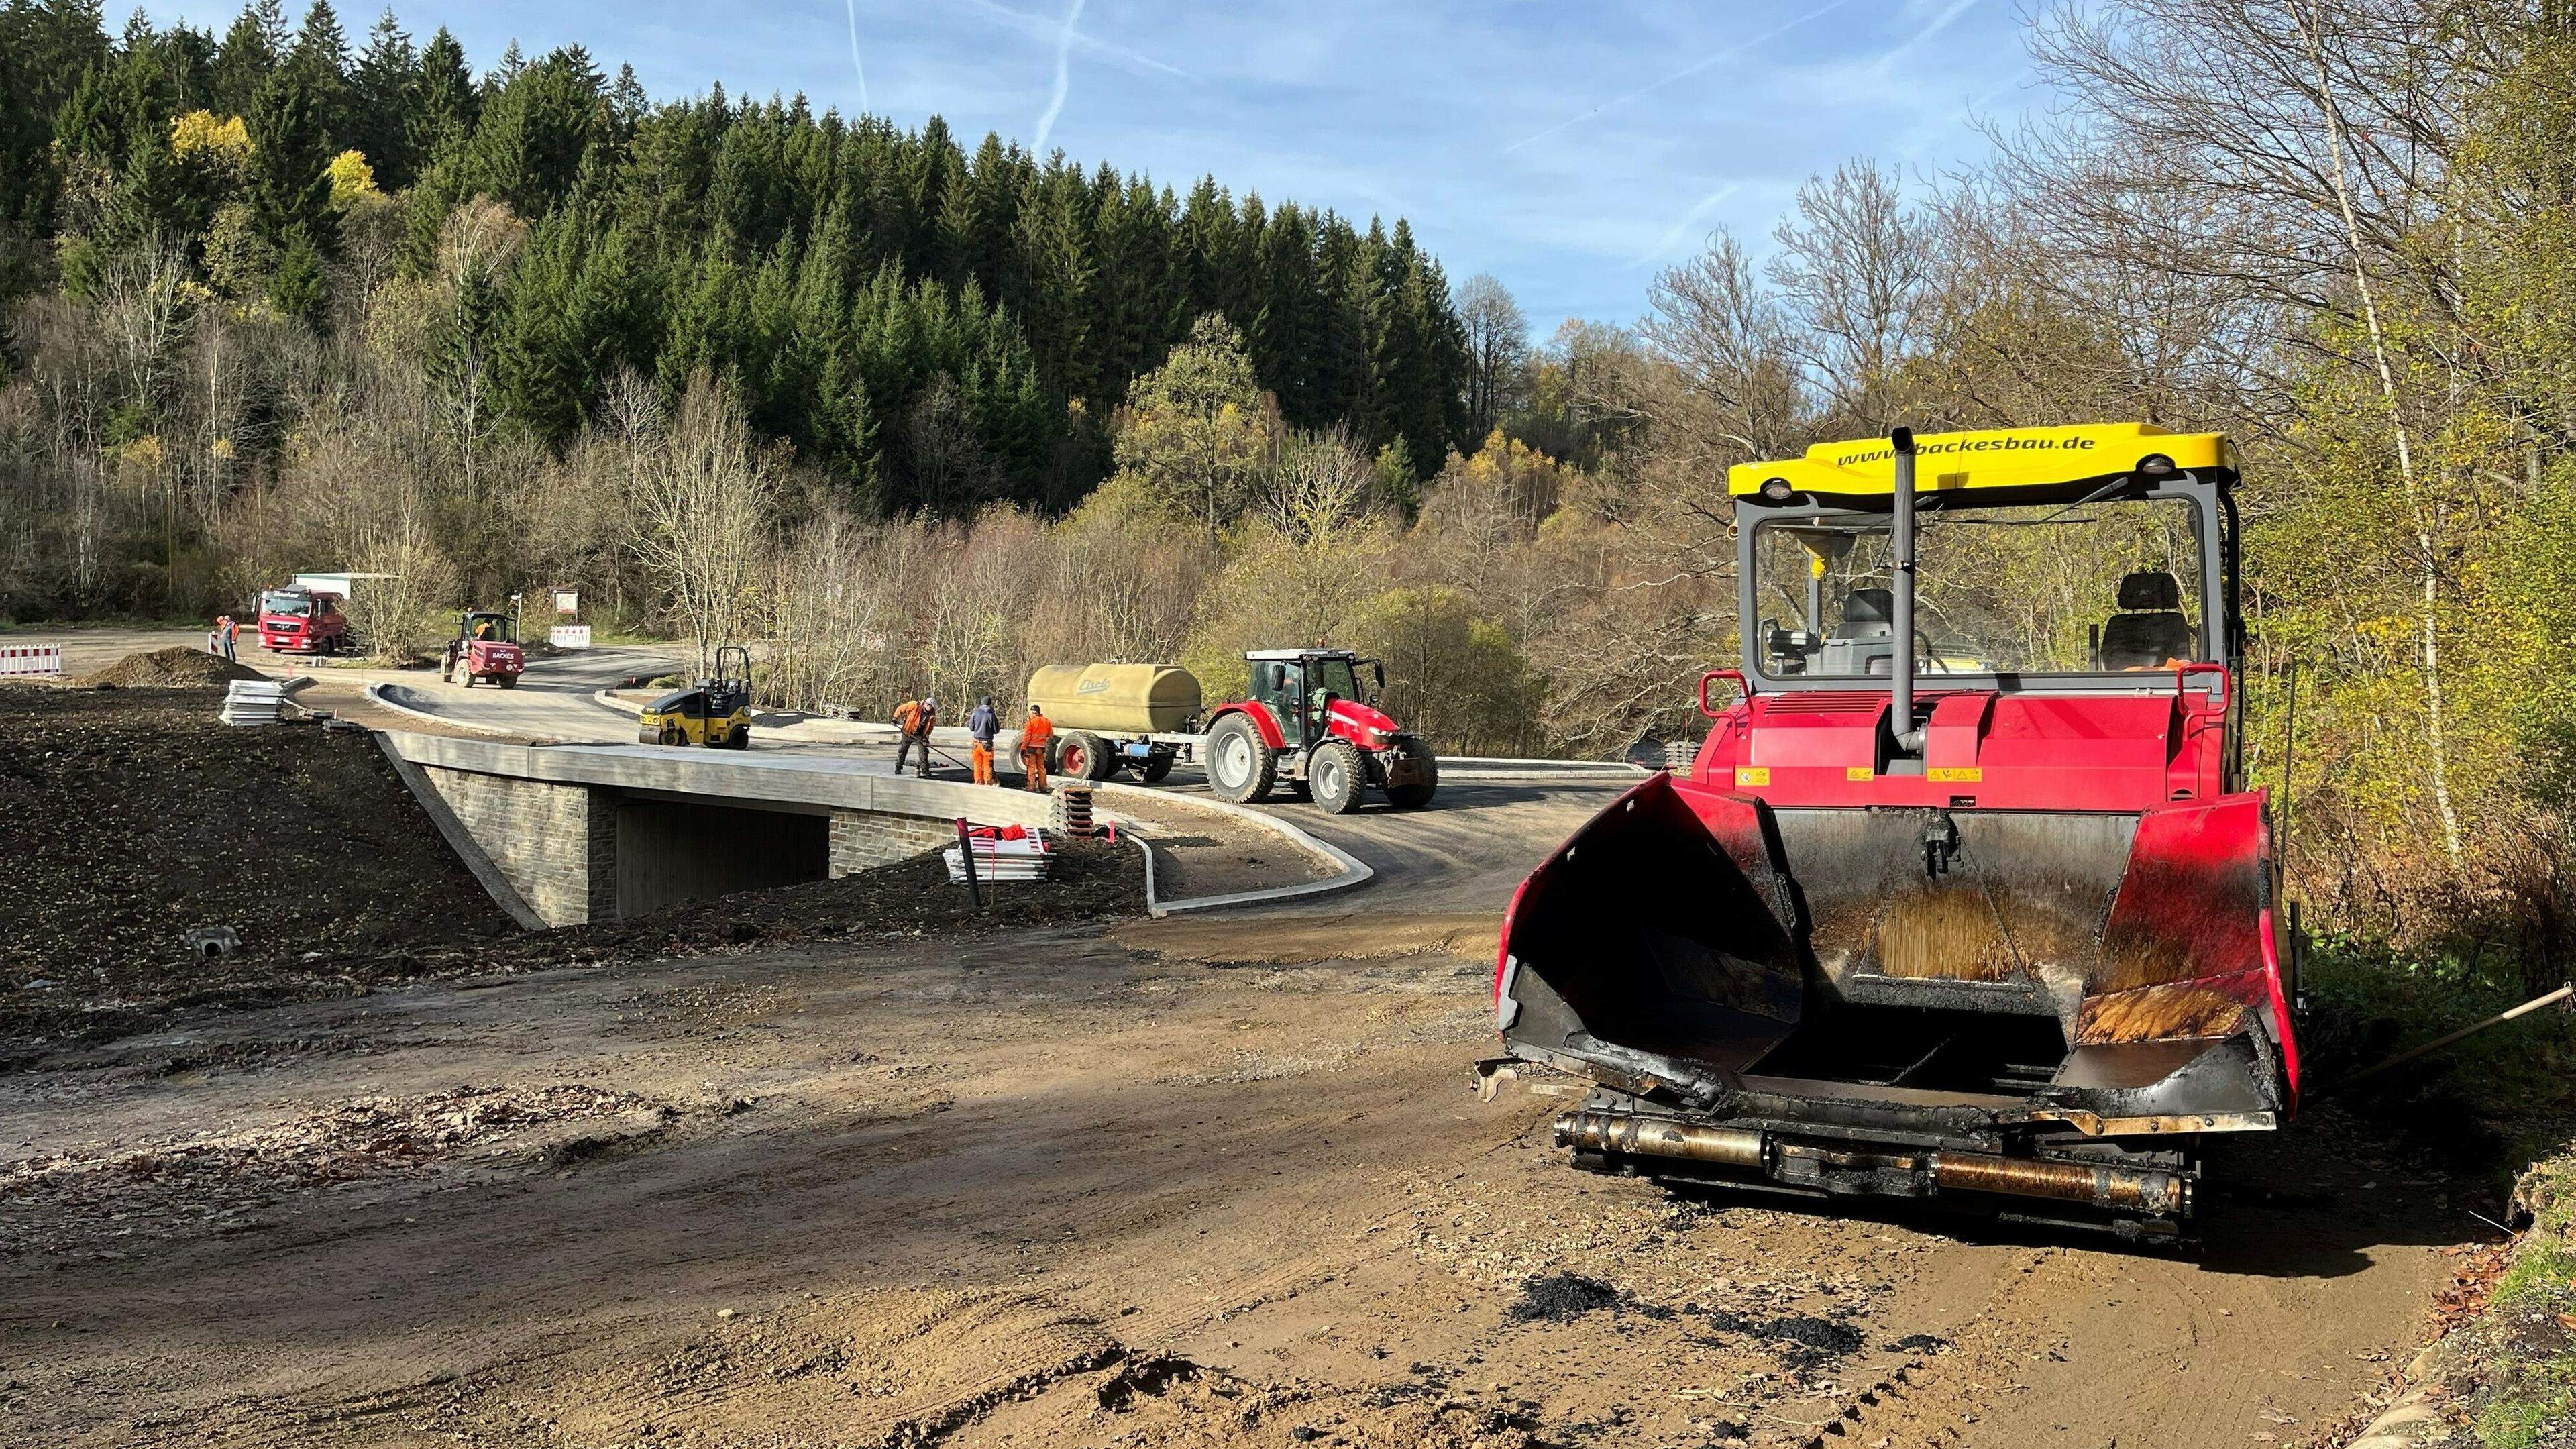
[209,0,284,115]
[410,28,474,165]
[244,62,335,258]
[286,0,348,147]
[347,10,417,186]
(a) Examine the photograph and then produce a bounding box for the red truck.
[256,586,350,654]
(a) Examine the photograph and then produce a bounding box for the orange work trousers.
[1020,746,1049,792]
[971,741,994,785]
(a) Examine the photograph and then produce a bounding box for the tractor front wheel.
[496,673,519,689]
[1205,715,1276,804]
[1310,741,1366,815]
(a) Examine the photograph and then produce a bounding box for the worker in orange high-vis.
[1018,704,1055,792]
[892,695,937,777]
[966,695,1000,786]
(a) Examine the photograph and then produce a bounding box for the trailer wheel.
[1059,731,1112,782]
[1134,749,1175,784]
[1311,741,1366,814]
[1385,738,1439,810]
[1206,715,1275,803]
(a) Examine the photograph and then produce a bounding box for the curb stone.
[2343,1342,2458,1448]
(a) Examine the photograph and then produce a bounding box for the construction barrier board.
[1,643,63,677]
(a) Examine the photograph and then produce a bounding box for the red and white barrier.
[549,625,592,649]
[0,643,63,677]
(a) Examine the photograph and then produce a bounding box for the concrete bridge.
[380,733,1069,928]
[376,730,1373,928]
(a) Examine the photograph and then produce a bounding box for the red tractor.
[443,608,524,688]
[1201,649,1438,814]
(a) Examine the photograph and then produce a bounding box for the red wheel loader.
[1493,423,2297,1241]
[443,606,525,688]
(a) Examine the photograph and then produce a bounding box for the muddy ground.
[3,905,2488,1449]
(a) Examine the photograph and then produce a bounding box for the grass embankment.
[2304,940,2576,1447]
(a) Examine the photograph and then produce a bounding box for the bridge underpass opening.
[612,795,829,919]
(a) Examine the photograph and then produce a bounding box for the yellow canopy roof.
[1726,423,2233,498]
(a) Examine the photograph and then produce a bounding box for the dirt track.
[5,910,2476,1449]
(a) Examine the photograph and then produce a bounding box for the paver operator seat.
[2099,570,2194,670]
[1815,585,1899,677]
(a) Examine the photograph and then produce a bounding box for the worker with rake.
[892,695,938,777]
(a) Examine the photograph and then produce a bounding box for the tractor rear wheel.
[1385,738,1439,810]
[1205,715,1275,803]
[1311,740,1366,814]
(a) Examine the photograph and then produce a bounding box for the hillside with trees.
[0,0,1467,604]
[13,0,2576,975]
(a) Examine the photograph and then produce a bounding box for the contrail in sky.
[1505,0,1857,154]
[959,0,1187,78]
[1876,0,1977,70]
[845,0,870,111]
[1632,183,1741,267]
[1033,0,1087,151]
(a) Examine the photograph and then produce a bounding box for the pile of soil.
[0,684,515,1053]
[73,647,265,688]
[1,682,1148,1059]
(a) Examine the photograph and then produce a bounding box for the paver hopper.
[1493,424,2298,1240]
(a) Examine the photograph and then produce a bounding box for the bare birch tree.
[619,370,780,676]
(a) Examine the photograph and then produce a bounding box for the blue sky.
[162,0,2042,332]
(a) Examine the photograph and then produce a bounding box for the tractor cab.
[639,645,753,749]
[444,604,524,688]
[1497,423,2290,1240]
[1205,648,1438,814]
[1246,649,1383,751]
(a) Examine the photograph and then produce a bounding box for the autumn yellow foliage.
[168,111,250,166]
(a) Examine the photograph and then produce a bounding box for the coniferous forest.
[0,0,1468,527]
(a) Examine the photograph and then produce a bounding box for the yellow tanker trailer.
[1024,663,1203,782]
